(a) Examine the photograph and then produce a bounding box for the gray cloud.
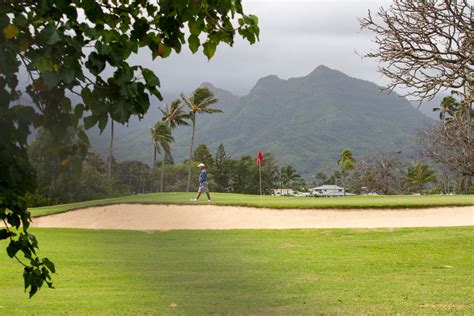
[131,0,392,97]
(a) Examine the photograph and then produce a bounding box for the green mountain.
[89,65,432,176]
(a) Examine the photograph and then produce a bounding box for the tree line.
[27,130,285,206]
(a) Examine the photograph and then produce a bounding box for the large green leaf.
[188,34,200,54]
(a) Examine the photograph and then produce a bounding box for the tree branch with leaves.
[0,0,258,297]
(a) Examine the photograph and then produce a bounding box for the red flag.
[256,149,263,165]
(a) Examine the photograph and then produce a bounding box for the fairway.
[29,192,474,217]
[1,227,473,314]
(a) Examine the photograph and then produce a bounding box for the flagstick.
[259,162,262,196]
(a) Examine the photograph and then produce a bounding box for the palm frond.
[161,98,190,128]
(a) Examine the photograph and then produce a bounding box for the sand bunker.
[32,204,474,230]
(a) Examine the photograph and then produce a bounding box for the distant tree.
[405,160,437,193]
[214,144,231,192]
[193,144,215,169]
[80,157,115,201]
[115,160,151,194]
[83,152,107,174]
[161,163,190,192]
[215,144,228,166]
[338,148,356,195]
[232,154,278,195]
[280,165,300,195]
[164,152,174,165]
[181,87,222,192]
[151,122,174,192]
[349,152,405,195]
[313,171,329,186]
[28,128,88,203]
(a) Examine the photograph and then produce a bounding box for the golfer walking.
[191,163,211,203]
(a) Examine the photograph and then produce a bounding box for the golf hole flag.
[256,150,263,165]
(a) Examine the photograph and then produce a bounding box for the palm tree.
[433,96,459,193]
[280,165,300,195]
[160,99,190,128]
[337,148,356,195]
[181,87,222,192]
[405,160,436,193]
[433,96,459,122]
[159,99,190,191]
[150,121,174,192]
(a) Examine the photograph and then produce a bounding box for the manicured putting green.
[1,227,472,314]
[29,192,474,217]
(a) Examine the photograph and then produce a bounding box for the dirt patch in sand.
[32,204,474,230]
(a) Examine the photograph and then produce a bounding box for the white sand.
[32,204,474,230]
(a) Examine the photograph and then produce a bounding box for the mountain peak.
[256,74,282,84]
[249,75,283,95]
[307,65,339,77]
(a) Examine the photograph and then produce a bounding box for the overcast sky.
[130,0,391,96]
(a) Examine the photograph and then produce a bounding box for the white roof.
[309,185,344,190]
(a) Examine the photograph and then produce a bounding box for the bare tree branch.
[359,0,473,104]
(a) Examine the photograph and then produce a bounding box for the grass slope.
[1,227,473,314]
[29,192,474,217]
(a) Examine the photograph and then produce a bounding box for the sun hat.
[198,163,205,168]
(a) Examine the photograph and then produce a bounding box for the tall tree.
[159,98,189,189]
[150,122,173,192]
[337,148,356,195]
[0,0,259,294]
[181,87,222,192]
[214,144,230,192]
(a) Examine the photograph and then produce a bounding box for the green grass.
[30,192,474,217]
[1,227,473,314]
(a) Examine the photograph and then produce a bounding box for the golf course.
[1,193,473,314]
[3,0,474,314]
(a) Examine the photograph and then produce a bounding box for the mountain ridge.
[88,65,433,176]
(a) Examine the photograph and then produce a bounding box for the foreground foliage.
[0,0,258,295]
[1,227,472,314]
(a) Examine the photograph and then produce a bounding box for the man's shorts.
[198,182,209,193]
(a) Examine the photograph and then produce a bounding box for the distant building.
[309,185,355,197]
[271,189,311,197]
[272,188,295,196]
